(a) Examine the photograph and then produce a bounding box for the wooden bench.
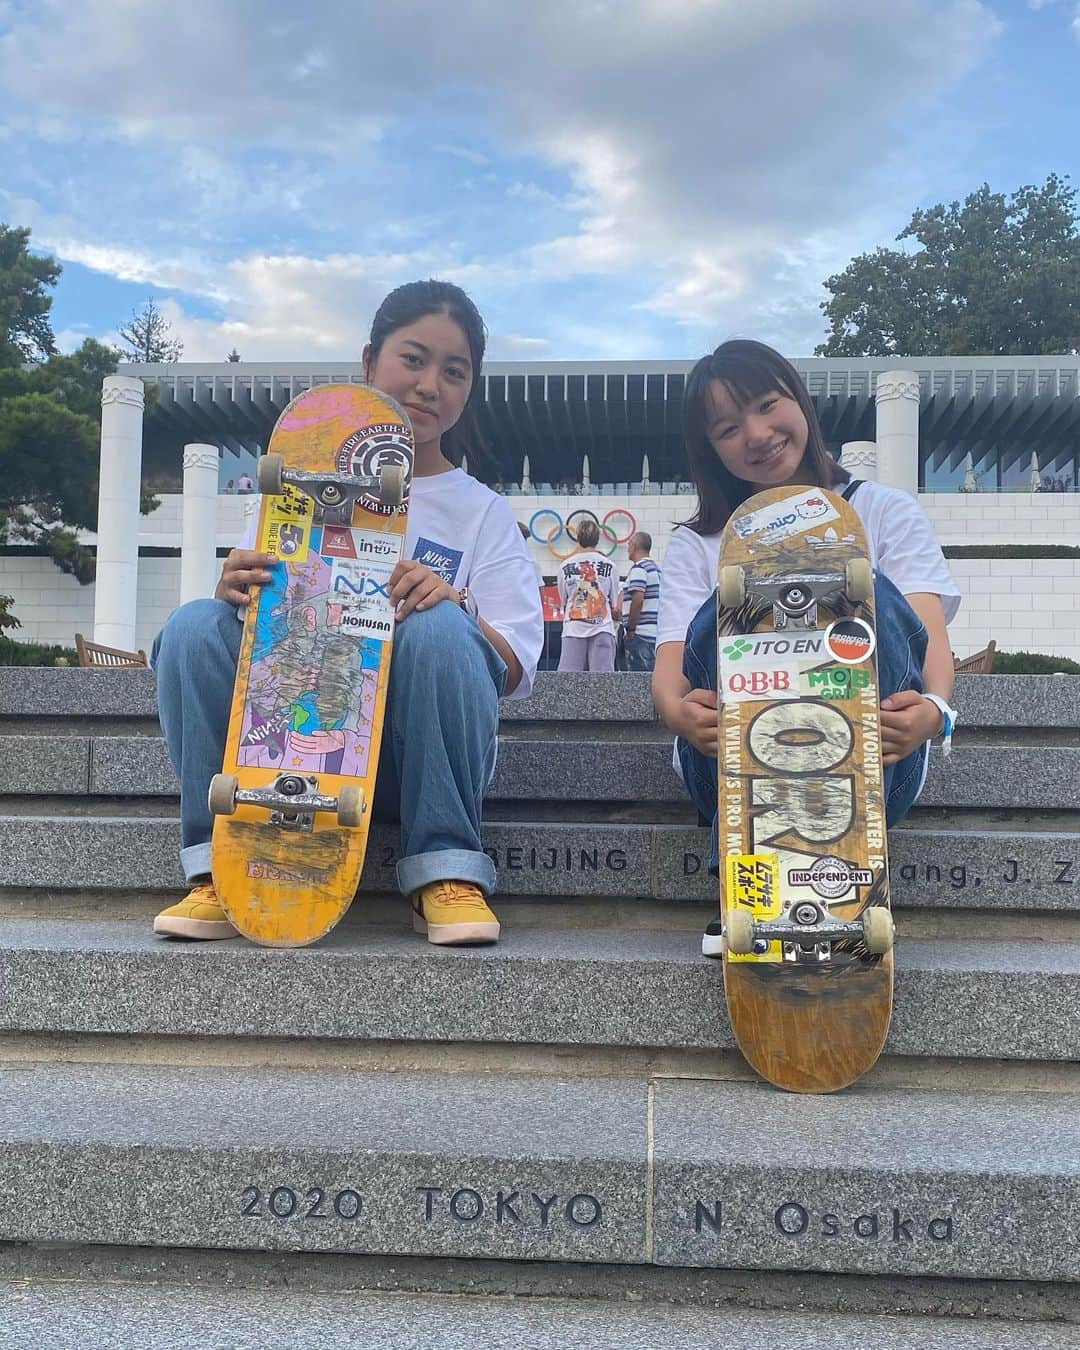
[75,633,149,670]
[953,639,996,675]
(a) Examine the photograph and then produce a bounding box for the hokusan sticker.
[824,618,876,665]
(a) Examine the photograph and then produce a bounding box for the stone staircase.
[0,668,1077,1343]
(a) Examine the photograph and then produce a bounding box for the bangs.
[704,349,798,413]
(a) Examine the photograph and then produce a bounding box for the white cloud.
[0,1,1005,354]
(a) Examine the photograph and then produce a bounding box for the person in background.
[556,518,621,672]
[621,531,661,672]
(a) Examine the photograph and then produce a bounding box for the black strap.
[841,479,864,502]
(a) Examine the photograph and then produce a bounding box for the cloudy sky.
[1,0,1077,363]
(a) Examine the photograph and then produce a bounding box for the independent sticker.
[824,618,876,665]
[788,855,872,899]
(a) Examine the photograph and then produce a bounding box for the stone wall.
[3,489,1078,657]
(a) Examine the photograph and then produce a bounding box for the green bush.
[991,650,1080,675]
[0,636,78,666]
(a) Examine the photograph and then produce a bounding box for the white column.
[840,441,878,481]
[93,375,145,649]
[180,444,220,604]
[874,370,920,497]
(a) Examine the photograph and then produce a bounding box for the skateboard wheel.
[208,773,238,817]
[845,557,873,603]
[337,784,366,828]
[719,564,746,610]
[258,454,285,496]
[861,906,894,954]
[379,465,405,509]
[724,909,756,956]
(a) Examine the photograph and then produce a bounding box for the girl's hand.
[389,559,459,620]
[289,730,346,756]
[215,549,277,606]
[676,688,719,758]
[879,690,942,766]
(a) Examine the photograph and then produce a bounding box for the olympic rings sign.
[527,507,636,559]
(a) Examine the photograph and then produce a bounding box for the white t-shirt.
[556,550,622,639]
[656,481,961,650]
[239,467,543,699]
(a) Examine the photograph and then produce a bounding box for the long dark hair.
[682,339,847,535]
[365,279,488,469]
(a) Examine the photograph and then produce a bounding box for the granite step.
[3,733,1079,811]
[0,1060,1077,1283]
[2,814,1079,913]
[0,919,1076,1062]
[0,1275,1073,1349]
[3,669,1080,728]
[0,668,656,724]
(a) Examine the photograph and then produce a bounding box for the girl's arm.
[879,591,954,765]
[652,642,718,757]
[478,617,523,695]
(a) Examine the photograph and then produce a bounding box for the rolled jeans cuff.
[181,842,213,883]
[396,847,497,899]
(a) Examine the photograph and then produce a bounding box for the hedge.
[0,637,79,667]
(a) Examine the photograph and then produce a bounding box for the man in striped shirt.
[621,531,661,672]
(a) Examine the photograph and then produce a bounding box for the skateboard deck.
[210,384,413,947]
[716,484,893,1092]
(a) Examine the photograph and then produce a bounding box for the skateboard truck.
[719,559,874,628]
[257,455,405,525]
[208,772,366,831]
[725,901,893,961]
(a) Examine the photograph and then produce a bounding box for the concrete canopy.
[126,354,1080,487]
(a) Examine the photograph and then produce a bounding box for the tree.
[817,174,1080,356]
[0,224,61,365]
[226,347,241,362]
[118,296,183,362]
[0,229,155,599]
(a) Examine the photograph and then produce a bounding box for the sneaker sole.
[412,910,500,945]
[153,915,240,940]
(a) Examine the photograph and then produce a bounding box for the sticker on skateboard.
[209,384,413,948]
[715,484,894,1094]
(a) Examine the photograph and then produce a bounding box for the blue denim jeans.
[152,597,507,896]
[677,572,928,874]
[624,633,656,672]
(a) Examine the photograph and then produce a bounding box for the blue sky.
[1,0,1077,363]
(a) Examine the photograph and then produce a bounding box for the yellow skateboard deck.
[210,384,413,947]
[716,485,893,1092]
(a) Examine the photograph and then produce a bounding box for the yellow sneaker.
[153,880,239,940]
[411,880,500,946]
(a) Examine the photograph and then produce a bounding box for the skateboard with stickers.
[209,384,413,946]
[713,484,894,1092]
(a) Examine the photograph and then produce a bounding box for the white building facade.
[2,355,1078,661]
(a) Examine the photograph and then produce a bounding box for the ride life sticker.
[725,852,783,963]
[731,489,839,545]
[258,482,313,563]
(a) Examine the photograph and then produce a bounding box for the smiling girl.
[151,280,543,946]
[652,340,960,956]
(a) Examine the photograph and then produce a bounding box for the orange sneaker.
[411,880,500,946]
[153,880,239,940]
